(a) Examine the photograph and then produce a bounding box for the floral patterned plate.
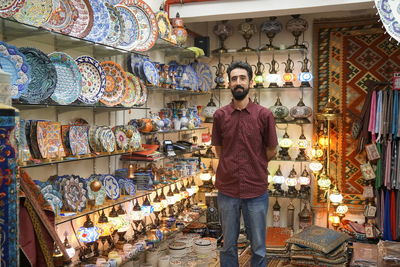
[19,47,57,104]
[101,174,120,200]
[49,52,82,105]
[59,174,87,212]
[88,125,98,152]
[0,0,26,18]
[36,121,65,159]
[38,183,63,215]
[125,125,141,150]
[0,41,30,99]
[85,0,110,43]
[43,0,79,35]
[99,127,116,153]
[142,60,159,86]
[104,3,124,46]
[156,9,173,41]
[121,0,158,51]
[113,127,128,150]
[136,79,148,106]
[69,125,90,155]
[99,61,128,106]
[13,0,52,27]
[76,55,106,104]
[115,4,140,50]
[69,0,94,38]
[121,72,141,107]
[191,62,212,92]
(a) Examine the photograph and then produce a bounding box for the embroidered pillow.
[286,225,350,254]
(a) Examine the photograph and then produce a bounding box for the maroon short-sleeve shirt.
[211,100,278,199]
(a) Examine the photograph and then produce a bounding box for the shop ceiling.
[168,0,374,22]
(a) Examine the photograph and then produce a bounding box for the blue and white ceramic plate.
[39,183,63,215]
[142,60,159,86]
[0,41,30,99]
[185,65,199,91]
[192,62,212,92]
[375,0,400,43]
[99,126,116,152]
[101,174,120,200]
[104,3,124,46]
[49,52,82,105]
[115,5,139,50]
[104,0,121,5]
[76,55,106,104]
[19,47,57,104]
[85,0,110,43]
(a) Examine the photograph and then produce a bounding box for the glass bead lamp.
[131,200,143,240]
[282,73,296,87]
[298,55,313,87]
[266,54,280,88]
[296,127,309,161]
[77,215,101,259]
[286,14,308,49]
[141,195,154,216]
[238,18,256,52]
[212,20,233,54]
[269,97,289,123]
[329,214,341,230]
[278,130,293,160]
[252,54,266,88]
[299,167,311,199]
[286,165,298,197]
[260,16,282,51]
[116,205,130,247]
[317,172,331,191]
[311,142,324,159]
[108,206,121,233]
[273,165,285,196]
[309,160,323,174]
[329,187,343,206]
[336,204,348,220]
[289,98,313,124]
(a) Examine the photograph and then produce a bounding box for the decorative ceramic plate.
[114,127,128,150]
[49,52,82,105]
[185,65,199,91]
[125,125,141,150]
[124,178,136,195]
[104,0,121,5]
[99,61,128,106]
[0,0,26,18]
[136,79,148,106]
[99,127,116,152]
[60,175,87,212]
[375,0,400,43]
[156,10,173,41]
[43,0,78,35]
[95,126,105,151]
[101,174,120,200]
[104,3,124,46]
[85,174,106,206]
[18,119,32,162]
[70,118,89,125]
[76,55,106,104]
[115,5,139,50]
[69,125,90,155]
[121,0,158,51]
[192,62,212,92]
[85,0,110,43]
[39,183,63,214]
[36,121,65,159]
[61,125,71,156]
[142,60,159,86]
[0,41,30,99]
[13,0,53,27]
[69,0,94,38]
[88,125,98,152]
[121,73,141,107]
[19,47,57,104]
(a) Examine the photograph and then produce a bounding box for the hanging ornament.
[298,202,313,230]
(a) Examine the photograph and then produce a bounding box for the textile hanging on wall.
[313,16,400,205]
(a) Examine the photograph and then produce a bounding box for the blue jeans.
[218,192,269,267]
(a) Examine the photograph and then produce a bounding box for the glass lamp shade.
[299,175,311,185]
[173,192,182,203]
[141,196,154,216]
[319,136,329,147]
[289,98,313,123]
[309,161,323,173]
[109,216,124,231]
[131,209,144,222]
[266,73,280,83]
[336,204,349,215]
[286,177,297,187]
[273,166,285,184]
[317,173,331,190]
[269,97,289,122]
[329,215,340,224]
[98,221,114,237]
[311,143,324,158]
[77,226,100,243]
[329,188,343,205]
[117,215,130,232]
[279,131,293,148]
[200,171,212,181]
[191,184,199,194]
[153,202,163,213]
[282,73,296,83]
[254,73,264,84]
[297,137,308,149]
[166,194,176,205]
[299,72,313,83]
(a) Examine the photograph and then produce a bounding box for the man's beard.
[231,85,249,100]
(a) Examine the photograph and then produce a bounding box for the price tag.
[393,72,400,90]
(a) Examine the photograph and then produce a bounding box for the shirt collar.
[228,98,255,114]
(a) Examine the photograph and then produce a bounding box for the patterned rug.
[313,16,400,205]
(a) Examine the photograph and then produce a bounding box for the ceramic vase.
[172,13,187,46]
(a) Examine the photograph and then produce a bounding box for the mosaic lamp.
[317,172,331,191]
[212,20,233,54]
[252,54,266,88]
[77,215,101,260]
[329,214,341,230]
[266,54,280,88]
[131,200,143,240]
[273,165,285,196]
[141,195,154,216]
[289,98,313,124]
[329,187,343,206]
[260,16,282,51]
[298,202,313,229]
[153,192,163,226]
[173,184,182,203]
[298,55,313,87]
[166,185,176,205]
[272,199,281,227]
[309,160,323,174]
[63,232,76,258]
[116,205,130,246]
[97,210,114,237]
[298,167,311,199]
[199,167,213,191]
[296,126,309,161]
[285,165,298,197]
[278,130,293,160]
[269,96,289,123]
[286,14,308,49]
[311,142,324,159]
[336,204,349,220]
[238,18,257,52]
[281,54,296,87]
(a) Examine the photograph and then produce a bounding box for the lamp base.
[287,187,298,198]
[212,47,228,54]
[287,44,308,50]
[268,83,279,88]
[238,46,255,52]
[293,118,311,124]
[284,82,294,87]
[260,44,279,51]
[254,83,265,89]
[300,81,311,88]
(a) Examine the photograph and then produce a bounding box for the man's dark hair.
[226,61,253,82]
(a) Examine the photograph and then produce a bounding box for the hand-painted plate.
[39,183,63,215]
[13,0,52,27]
[69,0,94,38]
[126,125,141,150]
[104,3,124,46]
[19,47,57,104]
[60,175,87,212]
[192,62,212,92]
[142,60,159,86]
[88,125,98,152]
[69,125,90,155]
[76,55,106,104]
[37,121,65,159]
[49,52,82,105]
[99,61,128,106]
[43,0,78,35]
[183,65,199,91]
[104,0,121,5]
[115,4,139,50]
[121,72,141,107]
[0,0,26,18]
[375,0,400,43]
[136,79,148,106]
[156,10,173,41]
[0,41,30,99]
[85,0,110,43]
[122,0,158,51]
[100,127,116,152]
[114,128,128,150]
[85,175,106,206]
[101,174,120,200]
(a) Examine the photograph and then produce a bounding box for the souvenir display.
[76,55,106,104]
[121,73,141,107]
[0,41,30,99]
[122,0,158,51]
[69,0,94,38]
[156,7,174,43]
[115,5,140,51]
[85,0,110,43]
[142,60,159,86]
[59,175,87,212]
[85,174,106,206]
[100,61,128,106]
[101,174,120,200]
[113,126,129,150]
[36,121,65,159]
[13,0,53,27]
[69,125,91,156]
[19,47,57,104]
[43,0,79,35]
[191,62,212,92]
[0,0,26,18]
[104,3,124,47]
[38,183,63,215]
[49,52,82,105]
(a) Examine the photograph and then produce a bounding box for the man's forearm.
[214,146,222,158]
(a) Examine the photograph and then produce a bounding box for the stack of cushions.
[266,227,292,259]
[377,240,400,267]
[286,225,350,266]
[350,242,378,267]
